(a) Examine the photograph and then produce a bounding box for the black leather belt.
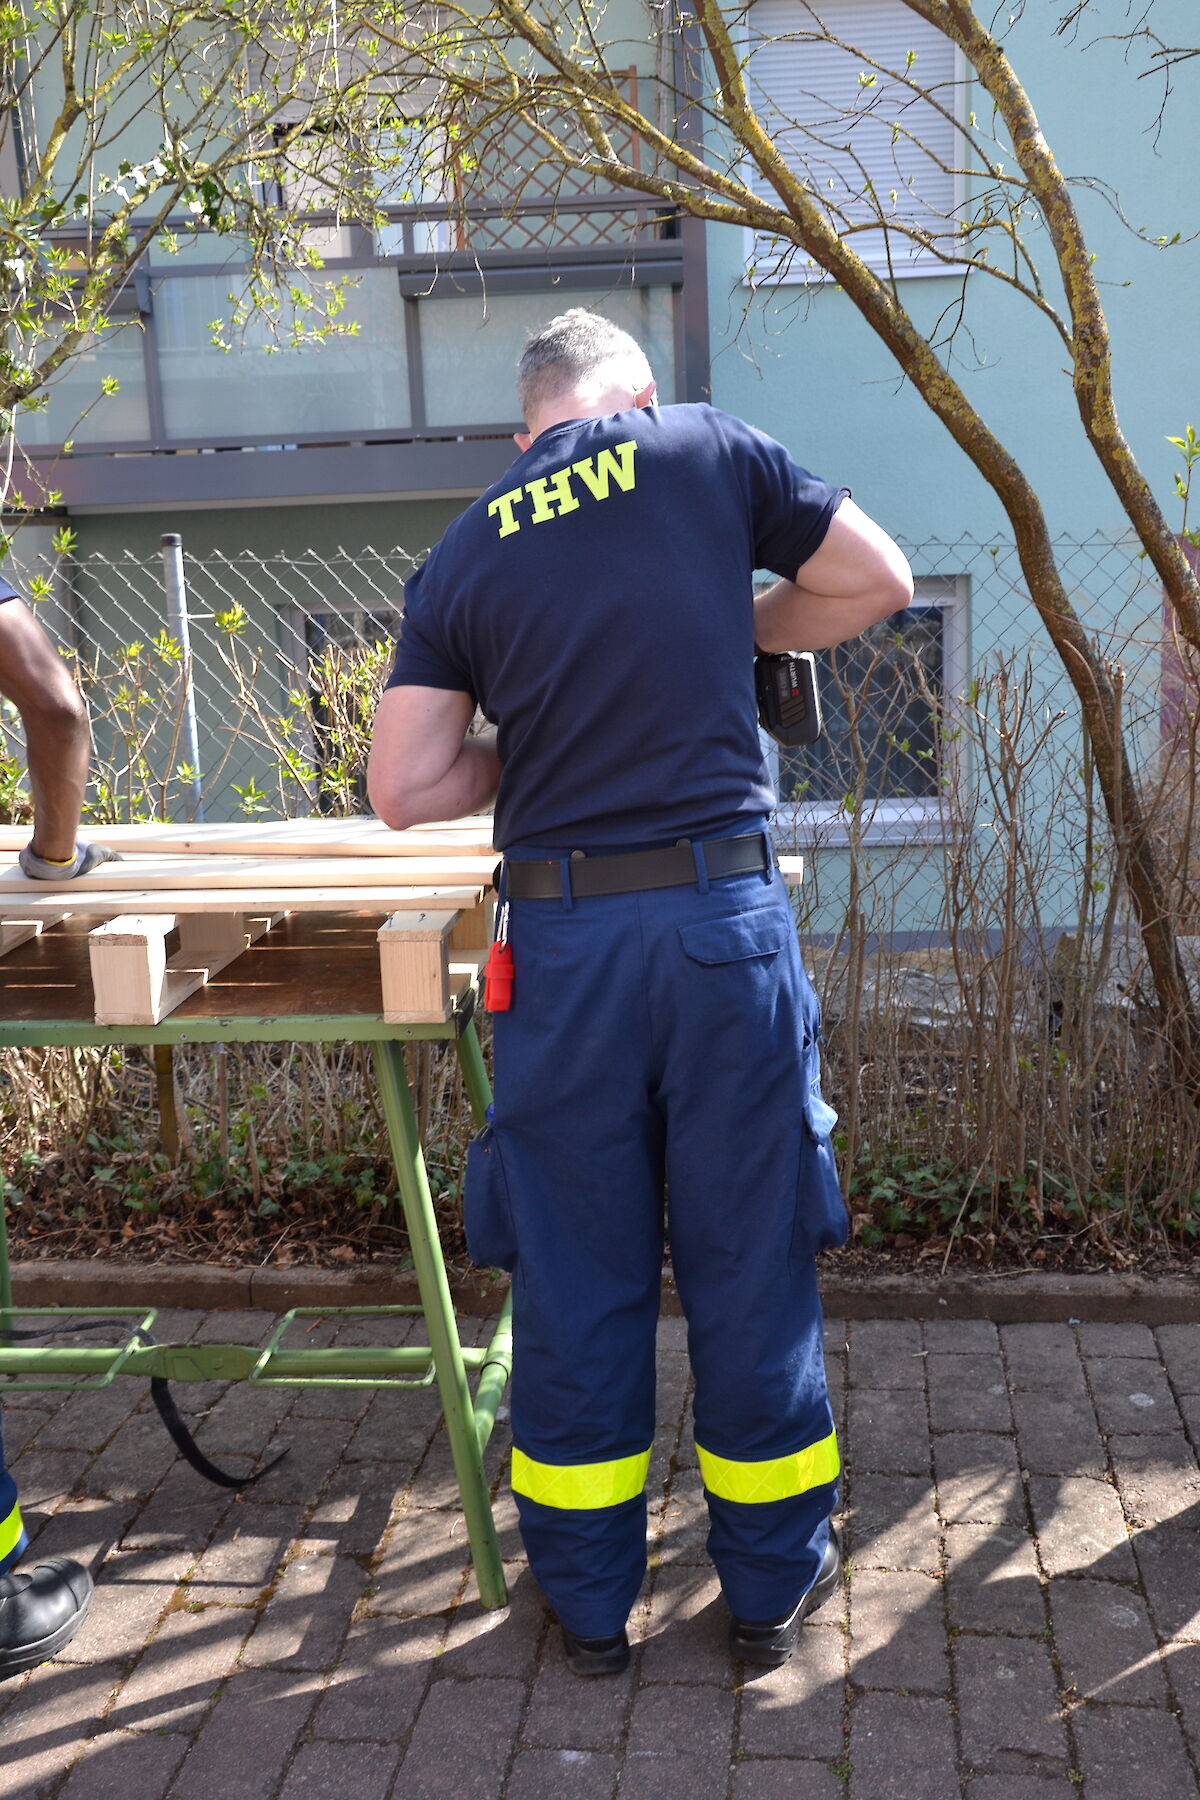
[500,832,773,900]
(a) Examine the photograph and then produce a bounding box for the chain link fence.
[4,524,1198,1260]
[0,525,1169,834]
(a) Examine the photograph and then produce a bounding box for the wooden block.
[0,918,44,959]
[0,907,73,956]
[89,909,285,1025]
[448,893,494,954]
[90,915,189,1026]
[378,910,460,1023]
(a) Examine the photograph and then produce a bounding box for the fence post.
[160,531,205,822]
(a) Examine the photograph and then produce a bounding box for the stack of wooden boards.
[0,820,803,1030]
[0,817,498,1028]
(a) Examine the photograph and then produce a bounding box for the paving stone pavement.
[1,1307,1199,1798]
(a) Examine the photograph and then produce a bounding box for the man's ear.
[512,430,533,453]
[634,379,657,410]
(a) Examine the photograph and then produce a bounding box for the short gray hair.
[516,308,652,425]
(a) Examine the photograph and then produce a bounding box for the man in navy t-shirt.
[369,309,912,1674]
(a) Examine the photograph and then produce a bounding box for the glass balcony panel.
[18,321,152,446]
[419,287,676,428]
[154,269,411,440]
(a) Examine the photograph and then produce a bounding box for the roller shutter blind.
[744,0,961,277]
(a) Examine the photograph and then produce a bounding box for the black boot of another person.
[560,1624,631,1677]
[0,1558,94,1680]
[729,1523,843,1668]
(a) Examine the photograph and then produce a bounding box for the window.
[744,0,962,280]
[372,119,456,257]
[769,577,965,844]
[267,114,455,259]
[276,598,403,813]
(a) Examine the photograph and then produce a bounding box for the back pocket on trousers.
[677,909,788,965]
[462,1125,519,1272]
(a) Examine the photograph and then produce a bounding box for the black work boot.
[729,1523,843,1668]
[560,1624,630,1677]
[0,1558,94,1680]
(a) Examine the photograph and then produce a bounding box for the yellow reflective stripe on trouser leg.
[511,1446,652,1510]
[696,1429,840,1504]
[0,1498,24,1565]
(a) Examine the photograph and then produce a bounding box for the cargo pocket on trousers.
[792,1062,851,1266]
[462,1125,519,1273]
[677,910,789,966]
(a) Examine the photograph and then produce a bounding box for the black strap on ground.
[1,1317,290,1492]
[146,1371,290,1490]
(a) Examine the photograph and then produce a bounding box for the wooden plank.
[0,854,497,896]
[89,910,284,1025]
[0,817,495,858]
[0,884,485,920]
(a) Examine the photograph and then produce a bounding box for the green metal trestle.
[0,1013,513,1610]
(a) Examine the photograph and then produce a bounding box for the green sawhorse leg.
[374,1029,510,1610]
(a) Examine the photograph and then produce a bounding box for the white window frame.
[767,574,967,847]
[740,0,969,285]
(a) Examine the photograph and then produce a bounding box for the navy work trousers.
[463,856,849,1637]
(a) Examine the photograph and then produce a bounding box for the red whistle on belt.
[483,900,514,1011]
[483,940,514,1011]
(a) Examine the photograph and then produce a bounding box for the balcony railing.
[23,197,691,464]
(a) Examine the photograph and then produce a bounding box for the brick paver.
[0,1304,1197,1799]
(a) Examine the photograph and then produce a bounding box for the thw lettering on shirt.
[488,440,638,539]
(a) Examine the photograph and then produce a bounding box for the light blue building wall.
[701,2,1198,936]
[705,3,1200,545]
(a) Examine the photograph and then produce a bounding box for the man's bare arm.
[368,685,501,830]
[0,600,91,862]
[753,499,914,653]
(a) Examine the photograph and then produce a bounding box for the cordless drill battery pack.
[755,650,823,749]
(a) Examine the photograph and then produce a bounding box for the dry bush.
[3,587,1199,1269]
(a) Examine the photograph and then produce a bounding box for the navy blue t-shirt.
[0,579,18,603]
[386,403,847,850]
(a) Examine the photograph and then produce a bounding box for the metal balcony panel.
[153,268,413,442]
[28,439,517,514]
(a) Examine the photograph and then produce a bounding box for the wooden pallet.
[0,897,491,1028]
[0,824,494,1027]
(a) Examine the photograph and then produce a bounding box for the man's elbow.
[881,563,915,618]
[367,772,421,834]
